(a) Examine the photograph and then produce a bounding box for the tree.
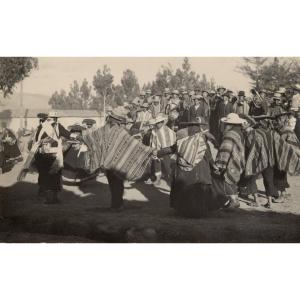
[92,65,114,111]
[80,78,92,109]
[0,57,38,97]
[237,57,300,91]
[121,69,140,101]
[48,90,68,109]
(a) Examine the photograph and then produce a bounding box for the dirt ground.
[1,158,300,243]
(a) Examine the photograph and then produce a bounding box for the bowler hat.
[238,91,245,97]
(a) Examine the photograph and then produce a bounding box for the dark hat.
[68,124,85,132]
[37,113,48,120]
[238,91,245,97]
[217,86,226,92]
[82,118,96,125]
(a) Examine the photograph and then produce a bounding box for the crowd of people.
[2,83,300,219]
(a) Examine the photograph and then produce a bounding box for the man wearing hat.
[269,92,285,117]
[233,91,250,115]
[215,113,247,208]
[189,95,210,130]
[33,111,76,204]
[136,102,152,124]
[82,119,96,129]
[145,89,152,103]
[215,92,234,144]
[150,95,162,118]
[148,113,176,185]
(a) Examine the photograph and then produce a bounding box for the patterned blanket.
[245,128,300,176]
[215,130,245,185]
[176,128,207,171]
[82,124,154,181]
[149,125,176,150]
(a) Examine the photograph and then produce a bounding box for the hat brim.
[180,121,208,126]
[220,117,244,124]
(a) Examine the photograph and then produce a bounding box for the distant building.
[0,108,105,133]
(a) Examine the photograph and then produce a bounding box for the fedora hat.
[109,112,127,123]
[48,111,58,118]
[164,88,170,94]
[221,113,246,125]
[238,91,245,97]
[217,86,226,92]
[82,118,96,126]
[149,114,168,125]
[37,112,48,120]
[172,90,179,95]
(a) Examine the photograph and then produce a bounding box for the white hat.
[221,113,246,125]
[123,102,130,108]
[149,113,168,125]
[48,111,58,118]
[294,84,300,91]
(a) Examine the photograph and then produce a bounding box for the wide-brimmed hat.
[140,91,146,96]
[37,113,48,120]
[109,112,127,123]
[195,94,204,100]
[153,96,160,102]
[68,123,85,132]
[172,90,179,95]
[149,114,168,125]
[164,88,170,94]
[123,102,130,108]
[221,113,246,125]
[273,92,282,100]
[189,91,195,96]
[48,111,58,118]
[82,118,96,126]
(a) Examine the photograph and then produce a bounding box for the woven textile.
[149,125,176,150]
[176,128,207,171]
[245,128,300,176]
[215,130,245,185]
[82,124,154,181]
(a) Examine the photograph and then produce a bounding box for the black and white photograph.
[1,1,300,299]
[1,57,300,243]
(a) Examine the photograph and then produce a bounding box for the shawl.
[82,124,154,181]
[215,130,245,185]
[149,125,176,150]
[245,127,300,176]
[176,128,207,171]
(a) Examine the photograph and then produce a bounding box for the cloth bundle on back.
[82,124,154,181]
[149,125,176,150]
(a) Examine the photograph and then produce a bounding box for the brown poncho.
[82,124,154,181]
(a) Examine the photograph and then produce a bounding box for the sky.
[16,57,251,97]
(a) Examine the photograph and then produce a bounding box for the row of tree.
[48,57,217,110]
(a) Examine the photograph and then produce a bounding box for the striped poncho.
[149,125,176,150]
[215,129,245,185]
[176,128,207,171]
[82,124,154,181]
[245,127,300,176]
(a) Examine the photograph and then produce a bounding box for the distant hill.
[0,92,50,109]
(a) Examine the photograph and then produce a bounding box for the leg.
[262,167,279,208]
[106,170,124,209]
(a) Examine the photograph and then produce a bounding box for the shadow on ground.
[1,178,300,243]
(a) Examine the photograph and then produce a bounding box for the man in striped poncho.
[148,113,176,185]
[215,113,246,209]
